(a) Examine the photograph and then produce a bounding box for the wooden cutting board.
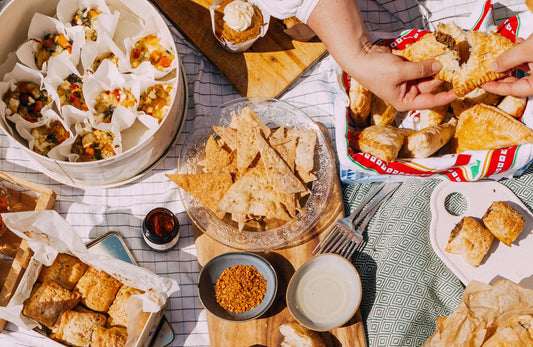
[151,0,327,98]
[193,124,367,347]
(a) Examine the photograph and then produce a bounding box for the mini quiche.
[57,73,88,111]
[2,81,51,123]
[130,34,174,71]
[72,129,116,162]
[93,88,136,124]
[31,120,71,155]
[35,33,72,69]
[92,52,119,71]
[138,84,173,122]
[71,8,102,41]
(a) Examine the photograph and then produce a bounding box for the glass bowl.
[178,97,335,250]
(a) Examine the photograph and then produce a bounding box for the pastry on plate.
[279,322,326,347]
[450,103,533,153]
[482,201,525,246]
[91,326,128,347]
[38,253,88,290]
[445,216,494,267]
[23,281,81,329]
[74,267,122,312]
[50,306,106,347]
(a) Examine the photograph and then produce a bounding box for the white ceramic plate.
[429,180,533,287]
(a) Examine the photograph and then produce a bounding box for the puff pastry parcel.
[107,285,145,327]
[91,326,128,347]
[348,76,372,127]
[352,125,405,162]
[482,201,525,246]
[370,95,398,126]
[497,95,528,118]
[50,307,106,347]
[445,216,494,267]
[23,281,81,329]
[74,267,123,312]
[38,253,88,290]
[451,103,533,153]
[401,117,457,158]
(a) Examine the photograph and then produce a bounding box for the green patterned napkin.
[344,165,533,346]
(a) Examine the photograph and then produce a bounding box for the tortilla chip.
[198,136,233,173]
[166,171,233,214]
[235,115,260,169]
[234,106,272,138]
[213,126,238,151]
[269,136,297,171]
[254,128,306,194]
[288,129,317,183]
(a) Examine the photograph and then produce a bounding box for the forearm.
[307,0,372,79]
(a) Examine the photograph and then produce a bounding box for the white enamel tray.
[429,180,533,287]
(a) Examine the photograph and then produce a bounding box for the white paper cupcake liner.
[136,76,177,130]
[80,31,128,74]
[209,0,270,53]
[16,13,85,73]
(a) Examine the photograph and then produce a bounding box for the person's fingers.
[402,88,456,111]
[482,77,533,97]
[397,59,442,81]
[491,41,533,73]
[416,78,444,94]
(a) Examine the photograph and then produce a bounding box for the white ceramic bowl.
[286,254,362,331]
[0,0,187,188]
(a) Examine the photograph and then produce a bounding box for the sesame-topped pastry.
[130,34,175,72]
[93,88,136,124]
[138,84,173,123]
[71,8,102,41]
[57,73,88,111]
[2,81,51,123]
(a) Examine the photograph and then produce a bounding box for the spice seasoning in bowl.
[142,207,180,252]
[215,264,267,313]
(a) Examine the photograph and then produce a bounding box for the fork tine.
[313,224,339,253]
[321,230,348,253]
[339,239,354,258]
[345,241,360,259]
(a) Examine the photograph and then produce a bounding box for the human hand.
[482,35,533,97]
[351,44,456,112]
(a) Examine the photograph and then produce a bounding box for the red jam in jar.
[142,207,180,251]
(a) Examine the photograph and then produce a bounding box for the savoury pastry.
[107,285,145,328]
[352,125,405,162]
[91,326,128,347]
[450,103,533,153]
[348,76,372,127]
[452,30,516,97]
[445,216,494,267]
[74,267,123,312]
[482,314,533,347]
[51,307,106,347]
[370,94,398,126]
[435,22,469,63]
[401,117,457,158]
[23,281,81,329]
[482,201,525,246]
[497,95,527,118]
[415,104,449,129]
[38,253,88,291]
[279,322,326,347]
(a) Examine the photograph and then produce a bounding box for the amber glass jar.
[142,207,180,251]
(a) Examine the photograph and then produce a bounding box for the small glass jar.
[142,207,180,252]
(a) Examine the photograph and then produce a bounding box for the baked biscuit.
[352,125,405,162]
[348,76,372,127]
[23,281,81,329]
[107,285,145,327]
[51,307,106,347]
[450,103,533,153]
[401,117,457,158]
[91,326,128,347]
[74,267,122,312]
[482,201,525,246]
[38,253,88,290]
[445,217,494,267]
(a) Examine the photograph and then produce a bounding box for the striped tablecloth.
[0,0,531,346]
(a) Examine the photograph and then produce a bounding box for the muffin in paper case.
[123,15,178,79]
[16,13,85,73]
[136,76,176,129]
[83,60,140,132]
[69,118,122,162]
[56,0,120,43]
[46,54,92,128]
[0,63,54,134]
[80,31,128,74]
[210,0,270,53]
[17,109,75,160]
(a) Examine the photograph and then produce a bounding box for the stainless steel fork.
[313,182,401,258]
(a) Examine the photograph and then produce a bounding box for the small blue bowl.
[198,252,278,321]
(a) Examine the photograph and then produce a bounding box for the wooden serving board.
[0,171,56,332]
[193,124,367,347]
[151,0,327,98]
